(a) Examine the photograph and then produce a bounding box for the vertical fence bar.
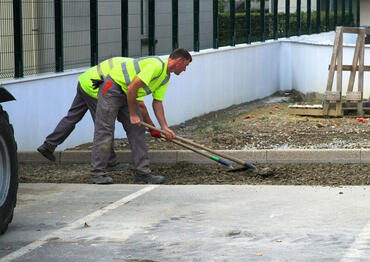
[213,0,219,48]
[121,0,128,56]
[246,0,251,43]
[297,0,301,36]
[194,0,200,51]
[334,0,337,28]
[325,0,329,31]
[356,0,360,26]
[341,0,345,25]
[260,0,265,41]
[55,0,64,72]
[230,0,235,45]
[90,0,98,66]
[349,0,353,26]
[307,0,311,34]
[316,0,321,33]
[13,0,23,78]
[148,0,155,55]
[172,0,178,50]
[273,0,278,39]
[285,0,290,38]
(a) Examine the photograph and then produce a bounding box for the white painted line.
[0,185,159,262]
[340,219,370,261]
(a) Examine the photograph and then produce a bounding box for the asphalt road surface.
[1,183,370,262]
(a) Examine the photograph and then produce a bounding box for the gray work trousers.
[44,83,117,166]
[91,76,151,174]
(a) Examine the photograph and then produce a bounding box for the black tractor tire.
[0,105,18,235]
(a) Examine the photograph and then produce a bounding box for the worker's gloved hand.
[150,130,161,138]
[91,79,104,89]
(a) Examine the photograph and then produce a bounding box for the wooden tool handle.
[141,122,245,165]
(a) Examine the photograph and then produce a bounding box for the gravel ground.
[21,91,370,185]
[19,162,370,186]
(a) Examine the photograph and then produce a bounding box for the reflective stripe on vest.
[160,74,170,87]
[121,62,131,85]
[97,58,114,79]
[132,56,165,95]
[97,64,103,79]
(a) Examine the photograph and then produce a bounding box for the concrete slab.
[60,150,91,163]
[148,150,178,163]
[266,149,361,163]
[19,149,365,164]
[361,149,370,163]
[1,184,370,261]
[18,152,61,163]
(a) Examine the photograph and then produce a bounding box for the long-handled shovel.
[159,134,233,168]
[141,122,257,172]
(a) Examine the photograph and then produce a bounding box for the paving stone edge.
[18,149,370,164]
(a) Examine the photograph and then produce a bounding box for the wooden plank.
[337,31,343,93]
[288,107,342,117]
[324,91,341,101]
[346,91,363,101]
[326,27,342,92]
[336,101,342,116]
[357,102,364,116]
[347,33,362,92]
[329,65,370,71]
[342,27,370,35]
[358,29,365,93]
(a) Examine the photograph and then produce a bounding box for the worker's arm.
[152,99,175,139]
[137,101,161,138]
[127,77,145,126]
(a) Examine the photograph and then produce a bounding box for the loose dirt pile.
[20,91,370,185]
[68,90,370,151]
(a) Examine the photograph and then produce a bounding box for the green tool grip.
[211,156,232,167]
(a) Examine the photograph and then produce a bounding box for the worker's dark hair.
[169,48,192,62]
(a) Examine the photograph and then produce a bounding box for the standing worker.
[37,57,149,172]
[91,48,192,184]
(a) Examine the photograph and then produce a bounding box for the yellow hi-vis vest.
[78,57,130,99]
[108,56,170,101]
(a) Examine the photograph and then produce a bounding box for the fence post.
[121,0,128,57]
[246,0,251,43]
[316,0,321,33]
[325,0,329,31]
[285,0,290,38]
[55,0,64,72]
[213,0,219,48]
[297,0,301,36]
[172,0,178,50]
[349,0,353,26]
[273,0,278,39]
[230,0,235,45]
[90,0,98,66]
[341,0,345,25]
[194,0,200,51]
[307,0,311,34]
[13,0,23,78]
[356,0,360,26]
[334,0,337,28]
[260,0,265,41]
[148,0,155,55]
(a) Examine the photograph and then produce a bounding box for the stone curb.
[18,149,370,164]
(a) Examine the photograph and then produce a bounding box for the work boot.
[134,171,165,184]
[89,173,113,184]
[106,162,130,172]
[37,142,56,162]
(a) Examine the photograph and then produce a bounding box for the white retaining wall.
[1,33,369,151]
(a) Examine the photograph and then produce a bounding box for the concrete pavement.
[1,183,370,261]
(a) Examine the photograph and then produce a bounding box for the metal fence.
[0,0,359,80]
